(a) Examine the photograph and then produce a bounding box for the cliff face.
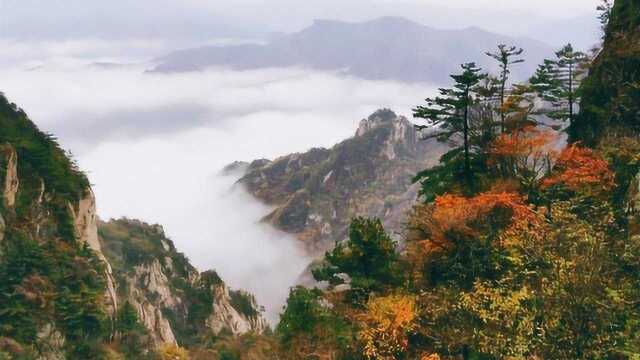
[98,218,268,347]
[0,94,114,358]
[238,109,444,254]
[0,94,266,358]
[69,190,119,318]
[573,0,640,144]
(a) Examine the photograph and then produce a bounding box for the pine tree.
[597,0,613,34]
[485,45,525,133]
[529,59,559,102]
[549,44,588,127]
[312,217,400,295]
[413,63,486,184]
[116,301,140,334]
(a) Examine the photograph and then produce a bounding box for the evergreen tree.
[597,0,613,34]
[413,63,486,185]
[549,44,589,127]
[312,217,401,295]
[116,301,140,334]
[529,59,559,102]
[485,44,525,133]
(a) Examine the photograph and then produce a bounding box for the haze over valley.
[0,0,604,326]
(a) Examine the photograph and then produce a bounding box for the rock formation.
[237,109,445,255]
[0,94,266,358]
[98,218,268,346]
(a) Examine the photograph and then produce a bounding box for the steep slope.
[573,0,640,145]
[237,109,445,255]
[0,93,267,358]
[0,93,118,358]
[151,17,553,84]
[98,218,268,347]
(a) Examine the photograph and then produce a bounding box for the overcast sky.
[1,0,601,43]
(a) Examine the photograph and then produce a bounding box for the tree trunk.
[463,86,471,185]
[569,62,574,127]
[500,69,507,133]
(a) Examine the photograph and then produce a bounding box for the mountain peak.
[309,16,422,30]
[356,108,402,137]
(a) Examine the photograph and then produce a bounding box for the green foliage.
[485,44,525,133]
[572,0,640,145]
[276,287,327,344]
[529,59,560,101]
[0,233,109,358]
[229,290,259,319]
[413,63,487,184]
[99,219,194,275]
[548,44,589,126]
[0,93,89,241]
[0,93,111,358]
[116,301,141,334]
[218,348,240,360]
[413,148,488,202]
[276,286,352,358]
[606,0,640,36]
[313,217,402,296]
[114,301,154,359]
[597,0,613,33]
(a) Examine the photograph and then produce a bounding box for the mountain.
[0,93,267,358]
[235,109,445,256]
[98,218,267,347]
[573,0,640,145]
[151,17,555,84]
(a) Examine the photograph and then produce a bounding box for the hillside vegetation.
[1,0,639,359]
[0,96,267,359]
[271,0,640,359]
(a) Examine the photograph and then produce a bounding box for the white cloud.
[0,56,436,322]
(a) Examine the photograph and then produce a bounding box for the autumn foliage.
[489,125,557,181]
[359,294,417,360]
[412,190,538,252]
[158,344,190,360]
[542,144,615,192]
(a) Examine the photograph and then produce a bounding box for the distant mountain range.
[151,17,555,84]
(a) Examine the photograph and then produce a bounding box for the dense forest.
[273,0,640,359]
[1,0,639,359]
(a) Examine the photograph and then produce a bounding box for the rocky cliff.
[98,218,268,347]
[0,94,115,358]
[0,93,266,358]
[573,0,640,145]
[237,109,444,255]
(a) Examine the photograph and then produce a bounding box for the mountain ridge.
[234,109,445,255]
[151,16,554,84]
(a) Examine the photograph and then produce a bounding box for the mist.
[0,53,435,322]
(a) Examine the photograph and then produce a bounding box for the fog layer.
[0,56,435,322]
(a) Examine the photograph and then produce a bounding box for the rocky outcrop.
[573,0,640,145]
[237,109,445,254]
[0,94,268,357]
[206,285,268,336]
[35,324,65,360]
[0,117,109,359]
[69,190,118,317]
[125,258,181,345]
[0,144,19,209]
[99,219,267,346]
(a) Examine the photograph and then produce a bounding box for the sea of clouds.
[0,41,436,323]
